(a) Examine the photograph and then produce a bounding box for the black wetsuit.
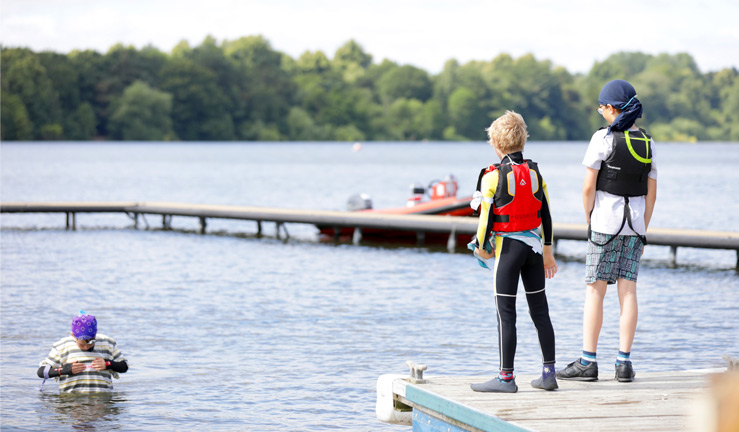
[476,152,556,372]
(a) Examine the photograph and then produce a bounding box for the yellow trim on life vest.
[625,130,651,164]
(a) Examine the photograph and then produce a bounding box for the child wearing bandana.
[557,80,658,383]
[37,312,129,393]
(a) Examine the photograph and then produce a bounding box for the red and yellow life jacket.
[476,161,544,232]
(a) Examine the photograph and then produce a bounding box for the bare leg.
[616,279,638,353]
[583,281,607,352]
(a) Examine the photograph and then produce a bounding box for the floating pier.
[377,365,734,432]
[2,201,738,267]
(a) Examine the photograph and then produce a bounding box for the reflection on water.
[38,393,125,431]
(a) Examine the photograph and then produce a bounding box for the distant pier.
[2,201,738,267]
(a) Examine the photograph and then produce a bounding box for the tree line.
[2,36,738,142]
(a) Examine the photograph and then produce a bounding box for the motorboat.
[317,175,475,246]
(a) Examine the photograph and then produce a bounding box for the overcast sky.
[2,0,738,75]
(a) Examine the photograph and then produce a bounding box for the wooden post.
[162,215,172,230]
[256,221,262,236]
[669,246,678,266]
[280,223,289,239]
[353,227,363,245]
[447,227,457,252]
[65,212,70,230]
[199,217,207,234]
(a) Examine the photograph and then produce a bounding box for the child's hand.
[91,357,107,371]
[543,246,557,279]
[70,361,86,374]
[475,247,494,260]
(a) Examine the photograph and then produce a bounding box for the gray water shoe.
[470,377,518,393]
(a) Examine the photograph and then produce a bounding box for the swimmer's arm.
[90,357,129,372]
[107,360,128,373]
[37,363,74,377]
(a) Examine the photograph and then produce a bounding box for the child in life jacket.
[470,110,558,393]
[557,79,657,383]
[37,311,129,393]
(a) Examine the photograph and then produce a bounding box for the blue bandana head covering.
[598,79,642,132]
[71,311,97,340]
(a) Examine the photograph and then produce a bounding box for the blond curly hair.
[486,110,529,153]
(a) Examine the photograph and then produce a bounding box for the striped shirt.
[39,334,127,393]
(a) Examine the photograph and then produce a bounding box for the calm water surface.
[1,142,738,431]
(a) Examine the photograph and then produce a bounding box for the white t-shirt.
[582,127,657,236]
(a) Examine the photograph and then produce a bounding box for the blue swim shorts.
[585,232,644,284]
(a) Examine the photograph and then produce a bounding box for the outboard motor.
[428,174,459,200]
[407,183,426,207]
[347,193,373,211]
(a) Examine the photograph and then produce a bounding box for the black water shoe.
[556,359,598,381]
[615,362,635,382]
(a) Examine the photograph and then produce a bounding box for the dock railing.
[2,201,738,267]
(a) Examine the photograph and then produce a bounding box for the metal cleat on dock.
[406,360,428,384]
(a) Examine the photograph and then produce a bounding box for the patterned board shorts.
[586,232,644,284]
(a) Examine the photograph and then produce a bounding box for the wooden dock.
[379,369,728,432]
[2,201,738,266]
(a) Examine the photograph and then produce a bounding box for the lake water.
[1,141,738,431]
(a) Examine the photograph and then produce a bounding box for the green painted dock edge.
[404,384,530,432]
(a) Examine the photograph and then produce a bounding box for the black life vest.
[475,160,544,233]
[596,128,652,197]
[589,128,652,247]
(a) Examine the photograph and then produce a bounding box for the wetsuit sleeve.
[37,365,67,378]
[475,171,498,248]
[540,178,553,246]
[108,360,128,373]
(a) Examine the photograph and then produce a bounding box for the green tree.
[1,93,33,140]
[223,36,295,138]
[159,57,234,140]
[65,102,97,140]
[108,81,174,140]
[377,65,433,103]
[333,39,372,69]
[333,39,372,83]
[447,86,486,140]
[1,48,63,139]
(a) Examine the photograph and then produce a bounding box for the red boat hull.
[317,196,475,246]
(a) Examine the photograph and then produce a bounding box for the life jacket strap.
[493,210,541,223]
[588,197,648,247]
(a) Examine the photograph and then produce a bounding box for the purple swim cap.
[72,312,97,340]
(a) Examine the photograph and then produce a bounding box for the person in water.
[557,79,657,383]
[37,312,128,393]
[470,110,558,393]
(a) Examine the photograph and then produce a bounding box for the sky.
[2,0,738,75]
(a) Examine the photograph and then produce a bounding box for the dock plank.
[396,371,713,432]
